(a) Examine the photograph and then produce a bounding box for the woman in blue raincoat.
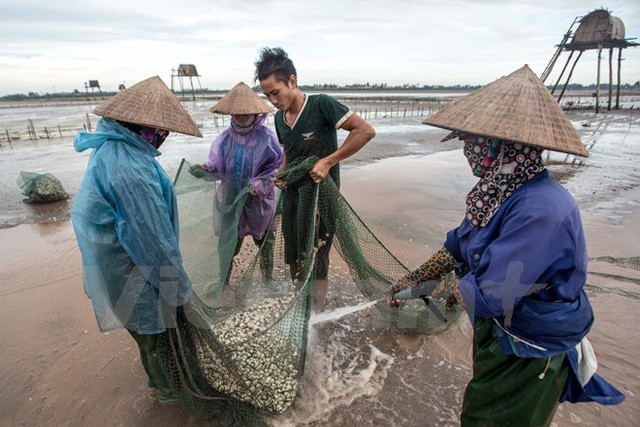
[390,65,624,426]
[71,76,202,404]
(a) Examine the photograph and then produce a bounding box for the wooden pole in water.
[551,51,574,95]
[5,129,10,143]
[189,76,195,102]
[616,48,622,110]
[28,119,36,139]
[596,43,602,114]
[558,51,583,104]
[608,47,613,111]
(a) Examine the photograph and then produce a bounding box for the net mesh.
[157,158,461,425]
[17,171,69,204]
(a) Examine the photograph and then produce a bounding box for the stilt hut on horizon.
[171,64,203,101]
[85,80,103,101]
[541,8,638,113]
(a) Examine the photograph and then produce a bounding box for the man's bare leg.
[313,278,328,313]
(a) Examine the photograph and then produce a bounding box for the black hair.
[254,47,297,83]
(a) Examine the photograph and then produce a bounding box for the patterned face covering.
[463,135,545,227]
[119,121,169,149]
[139,127,169,148]
[463,136,501,177]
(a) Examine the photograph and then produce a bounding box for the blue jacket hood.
[74,118,160,157]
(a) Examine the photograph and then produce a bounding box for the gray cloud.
[0,0,638,95]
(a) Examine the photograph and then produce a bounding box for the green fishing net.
[158,158,461,425]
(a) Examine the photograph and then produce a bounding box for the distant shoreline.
[2,86,639,108]
[0,87,474,107]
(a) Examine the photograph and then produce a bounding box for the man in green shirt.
[255,47,376,312]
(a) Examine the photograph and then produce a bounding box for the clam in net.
[158,158,461,425]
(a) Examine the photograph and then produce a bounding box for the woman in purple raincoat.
[195,82,282,284]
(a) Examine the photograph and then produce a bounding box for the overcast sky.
[0,0,638,95]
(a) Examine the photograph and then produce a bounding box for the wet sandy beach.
[1,103,639,426]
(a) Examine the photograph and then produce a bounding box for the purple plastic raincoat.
[203,114,282,240]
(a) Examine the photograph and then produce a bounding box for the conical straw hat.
[210,82,274,115]
[423,65,588,157]
[93,76,202,137]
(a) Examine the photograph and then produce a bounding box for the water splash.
[310,300,379,325]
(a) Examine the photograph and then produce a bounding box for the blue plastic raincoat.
[71,118,191,334]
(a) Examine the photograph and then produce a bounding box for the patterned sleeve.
[399,246,457,286]
[444,224,464,263]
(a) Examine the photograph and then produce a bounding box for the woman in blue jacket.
[391,65,623,426]
[71,76,202,404]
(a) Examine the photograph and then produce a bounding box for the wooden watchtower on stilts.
[84,80,104,101]
[171,64,203,101]
[541,8,638,113]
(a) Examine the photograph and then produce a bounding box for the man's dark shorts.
[282,187,335,280]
